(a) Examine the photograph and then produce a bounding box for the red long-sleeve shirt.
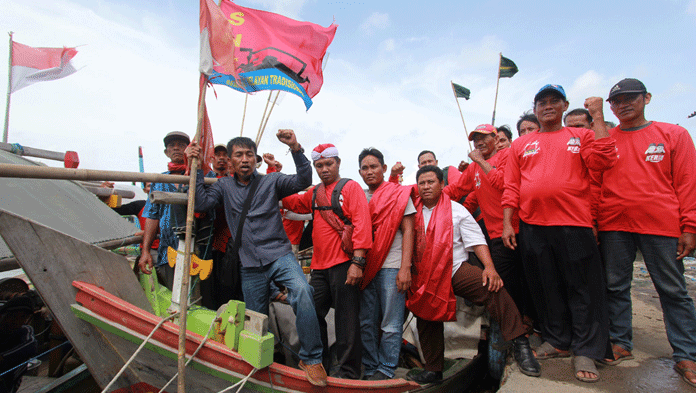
[502,127,617,227]
[597,122,696,236]
[444,149,519,238]
[282,179,372,269]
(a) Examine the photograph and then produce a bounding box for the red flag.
[10,41,78,93]
[199,0,240,78]
[208,0,336,109]
[196,74,215,175]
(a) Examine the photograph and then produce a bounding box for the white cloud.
[379,38,396,52]
[688,0,696,15]
[359,12,390,36]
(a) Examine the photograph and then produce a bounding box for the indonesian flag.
[10,41,78,93]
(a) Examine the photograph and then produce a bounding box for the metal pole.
[3,32,14,143]
[491,52,502,126]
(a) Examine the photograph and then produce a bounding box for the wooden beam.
[149,191,188,205]
[0,163,217,184]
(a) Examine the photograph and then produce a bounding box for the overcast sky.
[1,0,695,186]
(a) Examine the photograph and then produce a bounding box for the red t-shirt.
[502,127,617,227]
[597,122,696,237]
[282,179,372,269]
[445,149,519,238]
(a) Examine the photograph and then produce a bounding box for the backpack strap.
[311,178,352,225]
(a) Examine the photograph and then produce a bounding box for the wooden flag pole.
[491,52,502,126]
[451,81,473,152]
[240,94,248,136]
[176,73,207,393]
[256,91,273,143]
[3,32,14,144]
[256,90,280,146]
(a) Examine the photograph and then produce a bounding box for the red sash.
[360,182,412,289]
[406,191,456,322]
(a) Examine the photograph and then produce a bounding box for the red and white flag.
[10,41,78,93]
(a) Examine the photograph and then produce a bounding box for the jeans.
[240,252,323,364]
[600,231,696,362]
[360,268,405,378]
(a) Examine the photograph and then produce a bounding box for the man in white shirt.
[407,165,540,384]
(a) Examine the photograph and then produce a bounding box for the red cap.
[468,124,497,141]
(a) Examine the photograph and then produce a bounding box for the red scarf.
[167,162,188,173]
[406,191,456,322]
[360,181,412,289]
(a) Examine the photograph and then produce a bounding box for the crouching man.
[408,165,540,384]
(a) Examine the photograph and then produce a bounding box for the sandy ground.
[499,257,696,393]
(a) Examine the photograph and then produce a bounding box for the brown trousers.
[417,261,527,371]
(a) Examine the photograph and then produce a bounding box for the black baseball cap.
[607,78,647,101]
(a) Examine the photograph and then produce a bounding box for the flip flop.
[675,360,696,388]
[601,344,634,366]
[574,356,600,383]
[534,341,570,360]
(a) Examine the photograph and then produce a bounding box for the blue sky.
[1,0,695,185]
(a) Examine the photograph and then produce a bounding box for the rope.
[0,340,70,378]
[101,311,180,393]
[216,367,258,393]
[9,143,23,155]
[158,308,219,393]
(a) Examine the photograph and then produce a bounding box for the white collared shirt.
[422,200,487,277]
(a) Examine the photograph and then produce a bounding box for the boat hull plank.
[0,209,152,390]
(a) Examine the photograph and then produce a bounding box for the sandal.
[534,341,570,360]
[601,344,634,366]
[574,356,599,383]
[675,360,696,388]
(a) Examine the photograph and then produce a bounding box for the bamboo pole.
[256,91,273,144]
[176,73,208,392]
[80,185,135,199]
[240,94,248,136]
[3,32,14,144]
[0,163,217,184]
[0,142,79,167]
[491,52,502,126]
[256,90,280,146]
[451,81,473,153]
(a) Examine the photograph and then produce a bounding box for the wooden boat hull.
[0,209,480,392]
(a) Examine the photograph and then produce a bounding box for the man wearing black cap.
[596,78,696,387]
[502,84,617,382]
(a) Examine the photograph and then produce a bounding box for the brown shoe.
[299,360,327,387]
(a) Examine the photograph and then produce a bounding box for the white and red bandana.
[311,143,339,161]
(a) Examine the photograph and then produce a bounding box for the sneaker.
[299,360,327,387]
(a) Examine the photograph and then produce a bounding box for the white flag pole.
[3,32,14,144]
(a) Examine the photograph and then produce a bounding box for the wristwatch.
[351,256,366,269]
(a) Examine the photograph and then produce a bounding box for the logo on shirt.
[522,141,540,157]
[567,137,581,154]
[645,143,665,162]
[474,172,481,189]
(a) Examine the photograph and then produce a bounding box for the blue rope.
[9,143,24,155]
[0,340,71,378]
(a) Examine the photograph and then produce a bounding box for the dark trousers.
[489,237,537,322]
[417,261,527,372]
[519,221,611,360]
[310,261,362,379]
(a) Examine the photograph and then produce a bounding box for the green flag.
[452,82,471,100]
[499,55,518,78]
